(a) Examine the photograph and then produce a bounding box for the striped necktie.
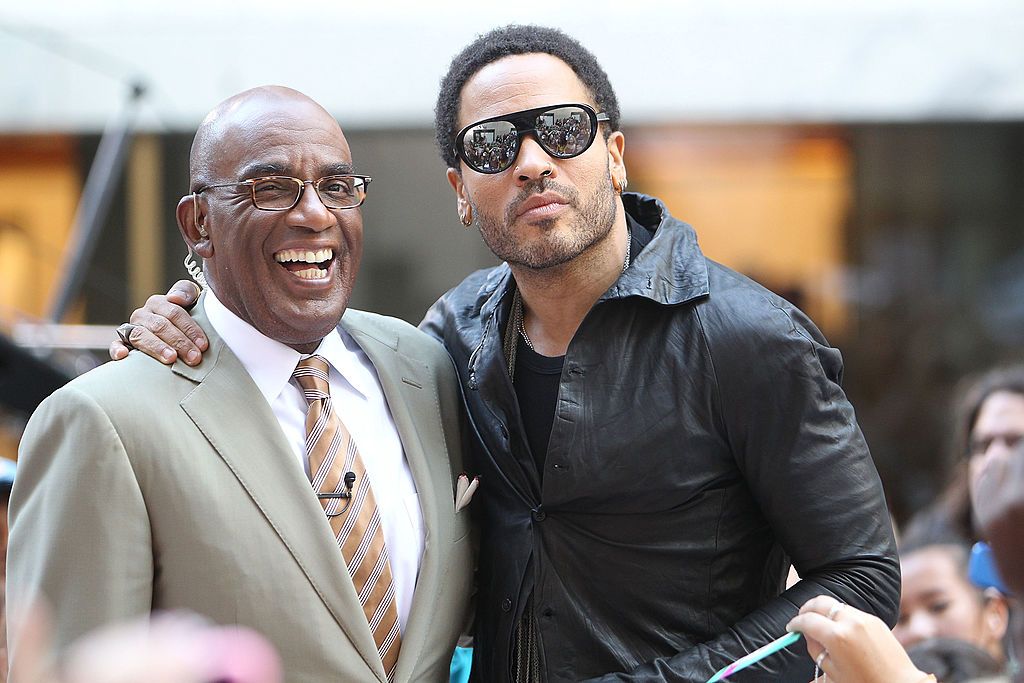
[293,355,402,680]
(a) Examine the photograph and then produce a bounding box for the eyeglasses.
[453,103,609,174]
[193,174,372,211]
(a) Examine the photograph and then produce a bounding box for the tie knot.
[294,355,331,401]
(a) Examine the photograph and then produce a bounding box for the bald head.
[189,86,340,190]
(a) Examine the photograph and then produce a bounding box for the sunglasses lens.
[457,104,601,173]
[460,119,519,173]
[534,106,595,158]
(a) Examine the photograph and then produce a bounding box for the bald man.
[7,87,473,683]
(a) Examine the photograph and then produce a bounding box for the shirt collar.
[204,289,369,403]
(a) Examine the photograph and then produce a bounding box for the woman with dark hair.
[908,365,1024,543]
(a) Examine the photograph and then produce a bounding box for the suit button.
[501,597,512,612]
[532,508,546,522]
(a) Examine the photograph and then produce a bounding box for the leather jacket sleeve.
[584,297,901,682]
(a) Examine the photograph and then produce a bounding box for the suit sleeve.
[7,385,153,663]
[584,299,900,682]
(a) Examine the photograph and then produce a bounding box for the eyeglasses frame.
[452,102,610,174]
[192,174,373,212]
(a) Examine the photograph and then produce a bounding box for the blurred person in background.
[906,638,1004,683]
[972,437,1024,683]
[9,86,472,682]
[113,25,900,682]
[7,608,283,683]
[893,533,1009,665]
[909,366,1024,544]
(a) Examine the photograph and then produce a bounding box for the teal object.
[449,646,472,683]
[706,631,802,682]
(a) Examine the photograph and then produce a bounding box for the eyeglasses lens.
[251,176,366,210]
[251,178,300,210]
[460,105,595,173]
[316,176,366,208]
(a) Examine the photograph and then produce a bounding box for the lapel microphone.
[320,471,357,517]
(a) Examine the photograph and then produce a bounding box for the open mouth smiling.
[274,248,334,280]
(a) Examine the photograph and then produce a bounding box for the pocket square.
[455,473,480,513]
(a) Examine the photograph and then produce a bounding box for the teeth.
[274,248,333,264]
[293,267,328,280]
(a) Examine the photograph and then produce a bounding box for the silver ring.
[827,602,845,621]
[116,322,139,349]
[815,650,829,668]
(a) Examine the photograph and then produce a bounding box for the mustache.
[504,179,579,224]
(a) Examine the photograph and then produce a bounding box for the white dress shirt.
[205,291,424,630]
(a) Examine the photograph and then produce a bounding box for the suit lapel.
[178,305,386,681]
[342,312,447,681]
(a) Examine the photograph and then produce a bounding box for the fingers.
[797,595,843,617]
[138,288,205,352]
[109,341,129,361]
[787,611,835,654]
[109,282,207,365]
[127,309,202,365]
[165,279,202,309]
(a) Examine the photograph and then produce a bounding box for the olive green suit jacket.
[8,304,474,682]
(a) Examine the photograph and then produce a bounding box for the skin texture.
[177,87,363,353]
[447,54,618,270]
[893,546,1007,663]
[787,596,929,683]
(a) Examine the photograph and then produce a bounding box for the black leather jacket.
[421,194,899,682]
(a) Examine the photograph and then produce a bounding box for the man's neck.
[511,210,629,357]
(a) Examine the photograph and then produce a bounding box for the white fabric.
[205,291,424,631]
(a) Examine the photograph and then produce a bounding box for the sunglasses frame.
[453,103,610,174]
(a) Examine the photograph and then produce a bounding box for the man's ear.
[176,194,213,258]
[447,167,473,222]
[447,167,466,201]
[607,130,626,182]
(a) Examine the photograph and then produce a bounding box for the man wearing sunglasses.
[112,26,899,682]
[10,86,472,682]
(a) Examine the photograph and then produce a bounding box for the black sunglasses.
[453,103,609,174]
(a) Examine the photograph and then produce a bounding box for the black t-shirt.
[512,216,652,476]
[512,338,564,474]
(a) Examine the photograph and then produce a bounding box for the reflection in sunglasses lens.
[463,119,518,173]
[460,105,595,173]
[536,106,592,158]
